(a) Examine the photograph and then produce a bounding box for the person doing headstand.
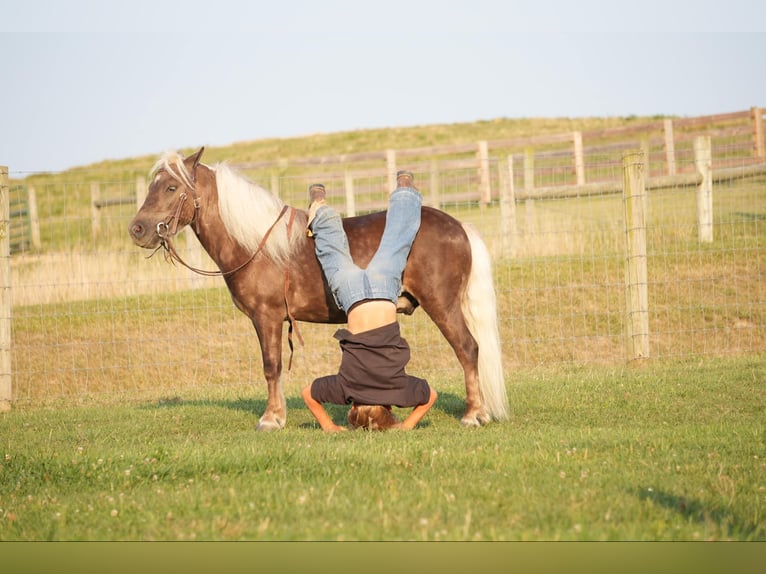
[301,171,438,432]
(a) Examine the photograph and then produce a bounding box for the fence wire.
[6,142,766,404]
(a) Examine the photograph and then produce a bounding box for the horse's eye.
[167,185,177,193]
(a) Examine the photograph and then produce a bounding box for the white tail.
[460,224,509,421]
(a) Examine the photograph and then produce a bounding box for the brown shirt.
[310,322,430,407]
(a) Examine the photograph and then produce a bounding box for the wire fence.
[3,122,765,405]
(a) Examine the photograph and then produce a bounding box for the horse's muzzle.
[128,218,160,249]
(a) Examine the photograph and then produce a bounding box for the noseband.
[156,190,200,240]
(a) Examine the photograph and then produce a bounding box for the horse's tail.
[460,223,509,421]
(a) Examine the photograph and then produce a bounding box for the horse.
[128,147,508,430]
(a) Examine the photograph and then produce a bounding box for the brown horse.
[128,148,507,430]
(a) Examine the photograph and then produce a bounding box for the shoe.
[396,170,415,189]
[306,183,327,236]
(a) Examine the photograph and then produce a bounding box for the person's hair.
[348,404,401,431]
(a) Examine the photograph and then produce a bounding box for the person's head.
[348,404,401,431]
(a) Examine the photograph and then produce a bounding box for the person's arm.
[400,387,438,430]
[301,385,347,432]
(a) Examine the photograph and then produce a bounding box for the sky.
[1,0,765,174]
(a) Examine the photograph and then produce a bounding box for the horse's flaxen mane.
[150,152,299,265]
[150,151,196,190]
[214,163,299,265]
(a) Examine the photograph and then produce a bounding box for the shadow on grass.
[144,391,468,425]
[634,487,760,539]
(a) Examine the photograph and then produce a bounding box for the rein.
[151,181,304,367]
[154,200,292,278]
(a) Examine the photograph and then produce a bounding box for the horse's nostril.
[130,222,144,238]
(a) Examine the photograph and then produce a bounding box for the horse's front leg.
[252,318,287,431]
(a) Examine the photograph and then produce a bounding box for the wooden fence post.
[752,106,765,158]
[523,147,535,191]
[0,166,11,411]
[428,159,440,208]
[344,171,356,217]
[523,148,536,236]
[663,118,676,176]
[694,136,714,243]
[622,150,650,361]
[27,185,41,250]
[573,131,585,185]
[271,158,288,199]
[135,175,147,210]
[500,155,517,255]
[477,140,491,205]
[386,149,397,193]
[640,137,651,181]
[91,182,101,239]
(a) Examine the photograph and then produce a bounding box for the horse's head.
[128,147,206,249]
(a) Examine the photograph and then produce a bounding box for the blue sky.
[1,0,765,173]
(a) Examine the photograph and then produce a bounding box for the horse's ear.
[186,146,205,168]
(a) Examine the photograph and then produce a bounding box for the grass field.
[10,172,764,400]
[1,357,764,541]
[3,112,764,544]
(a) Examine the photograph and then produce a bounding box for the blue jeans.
[309,186,422,312]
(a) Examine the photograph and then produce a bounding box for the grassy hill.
[16,115,661,183]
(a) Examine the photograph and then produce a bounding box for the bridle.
[148,165,304,365]
[153,194,292,279]
[150,166,292,278]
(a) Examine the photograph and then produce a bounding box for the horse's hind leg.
[252,319,287,431]
[427,308,490,427]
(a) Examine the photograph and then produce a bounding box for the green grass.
[3,112,764,544]
[1,357,764,541]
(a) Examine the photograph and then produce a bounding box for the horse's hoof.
[460,415,482,428]
[477,411,492,425]
[256,417,285,432]
[461,409,491,427]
